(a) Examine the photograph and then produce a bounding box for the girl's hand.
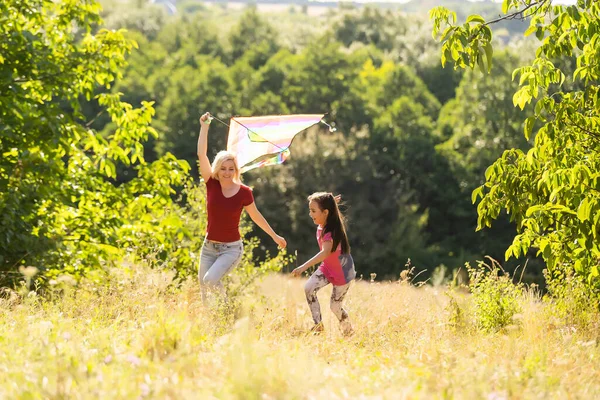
[273,234,287,249]
[291,267,304,277]
[199,112,212,127]
[334,194,341,204]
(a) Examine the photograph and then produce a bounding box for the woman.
[197,112,287,301]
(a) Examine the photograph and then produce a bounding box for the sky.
[308,0,578,4]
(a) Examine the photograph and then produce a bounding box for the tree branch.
[483,0,550,27]
[568,117,600,140]
[12,71,70,84]
[85,110,106,128]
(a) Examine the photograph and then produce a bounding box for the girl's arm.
[197,112,212,182]
[291,241,333,277]
[244,202,287,248]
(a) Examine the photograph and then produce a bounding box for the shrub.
[467,257,523,333]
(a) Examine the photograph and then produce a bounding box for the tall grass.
[1,265,599,399]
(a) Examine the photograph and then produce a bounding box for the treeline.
[92,2,543,283]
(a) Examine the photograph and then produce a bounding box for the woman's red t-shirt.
[205,177,254,242]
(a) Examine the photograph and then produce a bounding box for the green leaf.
[471,186,484,204]
[540,239,551,259]
[483,42,493,72]
[574,259,584,273]
[466,15,486,24]
[526,148,536,165]
[524,116,535,140]
[95,243,122,256]
[440,26,456,41]
[525,205,543,217]
[513,87,531,110]
[477,53,486,74]
[505,244,516,260]
[577,198,591,222]
[551,205,577,216]
[535,27,545,40]
[524,25,537,37]
[519,71,532,86]
[451,42,460,61]
[104,159,116,178]
[512,68,521,81]
[481,25,492,40]
[442,47,452,66]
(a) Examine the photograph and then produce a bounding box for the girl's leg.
[304,269,329,325]
[200,241,243,302]
[198,241,218,303]
[330,283,353,335]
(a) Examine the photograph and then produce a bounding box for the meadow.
[2,265,599,399]
[3,1,600,398]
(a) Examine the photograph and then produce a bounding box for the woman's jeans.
[198,239,243,302]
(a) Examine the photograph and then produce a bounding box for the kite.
[216,114,330,174]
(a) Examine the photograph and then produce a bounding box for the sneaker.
[310,322,324,335]
[340,320,354,336]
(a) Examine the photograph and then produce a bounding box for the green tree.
[369,95,467,270]
[248,51,459,279]
[281,38,357,120]
[435,50,548,283]
[332,7,407,52]
[228,7,280,68]
[244,126,432,281]
[0,0,190,284]
[331,7,464,105]
[355,59,441,121]
[155,17,224,57]
[437,51,532,187]
[235,49,294,116]
[101,0,168,40]
[152,57,234,167]
[431,1,600,293]
[414,53,464,105]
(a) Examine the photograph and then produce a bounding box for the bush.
[467,257,523,333]
[544,265,600,330]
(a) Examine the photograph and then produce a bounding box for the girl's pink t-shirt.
[316,225,347,286]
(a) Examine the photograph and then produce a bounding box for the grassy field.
[1,266,599,399]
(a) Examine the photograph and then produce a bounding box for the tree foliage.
[0,0,191,283]
[431,0,600,294]
[92,1,538,283]
[3,0,551,286]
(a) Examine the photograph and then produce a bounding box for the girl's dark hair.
[308,192,350,254]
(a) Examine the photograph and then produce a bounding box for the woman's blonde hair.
[211,151,242,183]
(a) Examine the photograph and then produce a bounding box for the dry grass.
[1,266,599,399]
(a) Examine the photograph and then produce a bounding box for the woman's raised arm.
[197,112,212,182]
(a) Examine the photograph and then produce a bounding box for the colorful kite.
[226,114,325,173]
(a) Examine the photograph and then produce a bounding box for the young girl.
[291,192,356,335]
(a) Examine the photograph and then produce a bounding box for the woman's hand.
[199,112,212,128]
[272,234,287,249]
[291,266,305,277]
